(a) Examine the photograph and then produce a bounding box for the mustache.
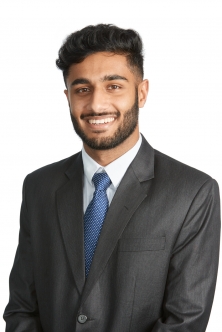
[80,111,120,119]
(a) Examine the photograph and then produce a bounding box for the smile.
[88,117,115,125]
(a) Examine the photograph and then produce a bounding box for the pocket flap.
[118,236,165,252]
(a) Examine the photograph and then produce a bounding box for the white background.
[0,0,221,330]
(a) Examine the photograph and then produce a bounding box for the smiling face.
[64,52,148,154]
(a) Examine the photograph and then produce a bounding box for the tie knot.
[92,172,111,191]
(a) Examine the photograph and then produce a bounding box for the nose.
[87,87,109,114]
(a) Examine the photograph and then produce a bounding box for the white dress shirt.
[82,134,142,213]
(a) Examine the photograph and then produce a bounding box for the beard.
[70,89,139,150]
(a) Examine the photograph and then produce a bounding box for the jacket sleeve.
[151,178,221,332]
[3,176,43,332]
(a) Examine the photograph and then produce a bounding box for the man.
[3,24,220,332]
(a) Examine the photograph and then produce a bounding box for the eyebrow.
[101,75,128,82]
[70,75,128,86]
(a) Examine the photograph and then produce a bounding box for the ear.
[138,79,149,108]
[64,89,71,108]
[64,89,68,99]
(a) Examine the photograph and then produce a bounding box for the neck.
[83,129,140,166]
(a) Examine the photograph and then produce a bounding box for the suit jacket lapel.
[56,152,85,295]
[81,136,154,305]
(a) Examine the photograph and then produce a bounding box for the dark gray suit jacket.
[4,136,220,331]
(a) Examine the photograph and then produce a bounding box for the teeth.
[88,117,114,124]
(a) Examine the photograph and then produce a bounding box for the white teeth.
[88,117,114,124]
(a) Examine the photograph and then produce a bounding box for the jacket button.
[77,314,87,324]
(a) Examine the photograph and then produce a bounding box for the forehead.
[67,52,135,83]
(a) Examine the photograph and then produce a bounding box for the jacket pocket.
[118,236,165,252]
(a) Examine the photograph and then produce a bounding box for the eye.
[108,84,120,90]
[76,87,90,93]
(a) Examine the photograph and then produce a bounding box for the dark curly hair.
[56,24,144,86]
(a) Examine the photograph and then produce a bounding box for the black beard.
[70,90,139,150]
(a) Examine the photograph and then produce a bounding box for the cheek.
[114,94,135,111]
[69,98,84,115]
[70,95,92,114]
[69,106,81,121]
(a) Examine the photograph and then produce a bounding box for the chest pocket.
[118,236,165,252]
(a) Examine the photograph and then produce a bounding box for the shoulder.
[153,149,218,200]
[24,152,82,191]
[154,149,211,179]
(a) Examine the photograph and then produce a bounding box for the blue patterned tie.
[84,172,111,278]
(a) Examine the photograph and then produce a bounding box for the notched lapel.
[56,153,85,294]
[81,136,155,305]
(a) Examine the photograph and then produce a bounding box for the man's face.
[64,52,148,150]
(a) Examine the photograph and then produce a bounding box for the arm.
[151,178,221,332]
[3,177,43,332]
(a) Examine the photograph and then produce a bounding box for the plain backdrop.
[0,0,221,330]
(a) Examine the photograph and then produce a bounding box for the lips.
[88,117,115,125]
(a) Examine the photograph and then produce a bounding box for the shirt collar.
[82,134,142,190]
